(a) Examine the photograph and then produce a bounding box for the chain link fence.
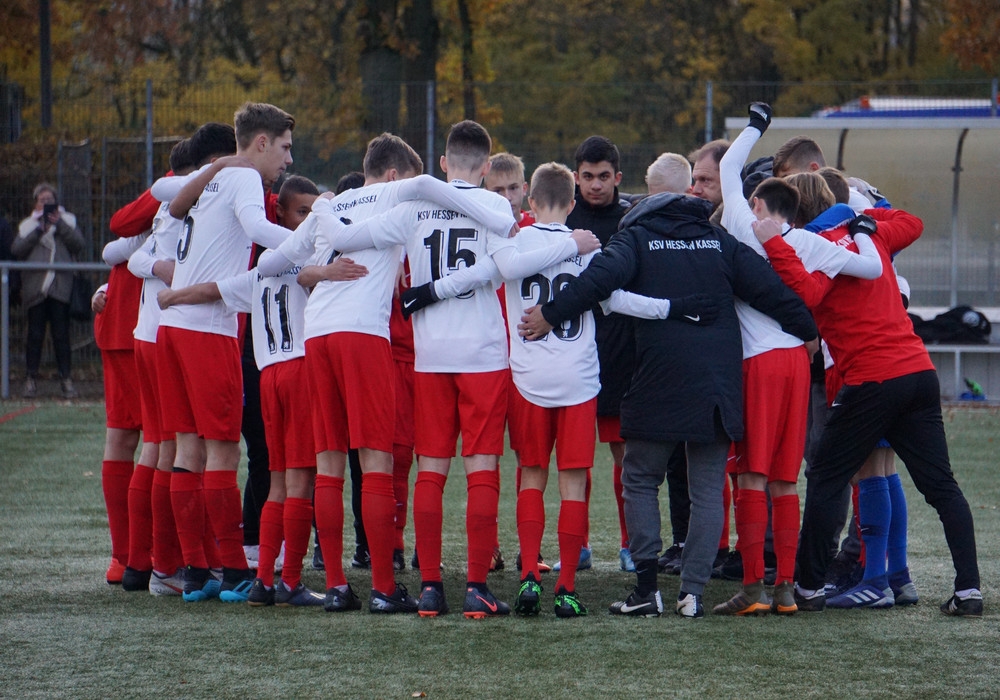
[1,78,998,388]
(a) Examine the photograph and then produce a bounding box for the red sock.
[493,465,502,550]
[735,488,768,584]
[392,443,413,551]
[315,475,346,588]
[556,499,588,593]
[719,475,733,550]
[151,470,183,574]
[203,505,222,569]
[126,464,155,571]
[170,470,208,569]
[771,493,800,584]
[203,470,248,570]
[466,470,499,584]
[257,500,284,587]
[852,483,866,567]
[363,471,398,596]
[102,459,133,563]
[282,497,313,589]
[413,471,447,583]
[613,463,628,548]
[516,487,545,580]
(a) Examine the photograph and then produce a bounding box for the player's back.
[393,185,510,373]
[161,167,268,336]
[497,223,599,408]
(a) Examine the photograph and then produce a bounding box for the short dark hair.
[817,167,850,205]
[750,177,800,222]
[773,136,826,177]
[688,139,730,167]
[363,133,422,179]
[445,120,492,171]
[278,174,319,206]
[335,171,365,195]
[188,122,236,166]
[168,139,195,173]
[574,136,620,172]
[529,162,575,210]
[234,102,295,151]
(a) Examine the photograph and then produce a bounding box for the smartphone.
[43,203,58,218]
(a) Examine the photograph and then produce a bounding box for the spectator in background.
[13,183,86,398]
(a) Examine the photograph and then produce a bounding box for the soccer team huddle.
[93,100,983,621]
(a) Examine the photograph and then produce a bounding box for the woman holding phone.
[13,183,86,398]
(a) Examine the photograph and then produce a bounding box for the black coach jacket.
[541,193,816,444]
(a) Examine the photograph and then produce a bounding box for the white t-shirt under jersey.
[489,223,600,408]
[216,266,309,371]
[159,166,289,337]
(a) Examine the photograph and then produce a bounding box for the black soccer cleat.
[369,583,419,614]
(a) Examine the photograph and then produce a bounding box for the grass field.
[1,400,998,699]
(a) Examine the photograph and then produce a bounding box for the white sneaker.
[675,592,705,618]
[149,568,184,596]
[243,544,260,569]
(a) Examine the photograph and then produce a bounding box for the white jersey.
[217,267,308,371]
[345,182,511,373]
[489,223,599,408]
[128,202,181,343]
[159,166,289,337]
[277,181,407,341]
[721,127,879,359]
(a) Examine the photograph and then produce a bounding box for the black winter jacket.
[542,193,816,443]
[566,187,634,417]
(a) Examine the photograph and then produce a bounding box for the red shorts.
[306,333,395,454]
[597,414,623,444]
[102,348,141,431]
[260,359,315,471]
[134,340,173,444]
[155,326,243,442]
[509,391,596,470]
[394,359,415,448]
[733,346,810,483]
[505,370,521,452]
[414,369,507,458]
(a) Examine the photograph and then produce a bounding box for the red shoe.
[106,558,125,585]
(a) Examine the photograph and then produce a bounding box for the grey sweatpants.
[622,427,730,597]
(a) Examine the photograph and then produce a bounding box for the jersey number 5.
[423,228,477,299]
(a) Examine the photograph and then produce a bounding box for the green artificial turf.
[1,402,998,698]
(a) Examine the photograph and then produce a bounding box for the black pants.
[26,297,72,378]
[797,370,979,592]
[241,353,269,546]
[665,443,690,544]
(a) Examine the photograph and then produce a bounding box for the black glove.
[400,282,438,320]
[848,214,877,238]
[667,293,722,325]
[748,102,772,134]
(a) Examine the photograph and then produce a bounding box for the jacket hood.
[619,192,714,239]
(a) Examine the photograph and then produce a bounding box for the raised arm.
[719,112,769,251]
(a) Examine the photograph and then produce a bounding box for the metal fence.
[1,77,999,392]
